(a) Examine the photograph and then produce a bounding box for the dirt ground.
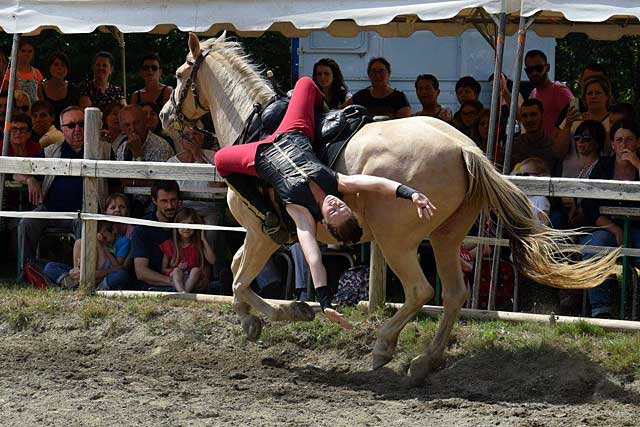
[0,298,638,427]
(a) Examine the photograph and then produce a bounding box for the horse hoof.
[242,315,263,342]
[408,354,442,386]
[289,301,315,321]
[372,351,393,370]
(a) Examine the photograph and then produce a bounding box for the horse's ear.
[219,30,227,41]
[188,32,201,58]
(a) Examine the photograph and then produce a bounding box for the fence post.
[368,242,386,311]
[79,108,102,295]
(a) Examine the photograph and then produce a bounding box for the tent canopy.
[1,1,639,40]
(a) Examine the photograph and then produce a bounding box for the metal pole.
[0,33,21,212]
[471,13,506,309]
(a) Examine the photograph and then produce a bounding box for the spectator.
[79,51,126,112]
[452,76,482,129]
[104,192,133,270]
[579,63,608,94]
[609,103,636,126]
[476,109,491,154]
[2,39,42,103]
[160,207,215,293]
[0,114,41,158]
[413,74,452,122]
[348,57,411,118]
[38,52,80,128]
[555,76,612,178]
[130,54,173,111]
[101,102,123,149]
[44,221,129,290]
[30,100,64,148]
[580,119,640,318]
[512,157,551,226]
[16,106,111,283]
[312,58,351,109]
[525,49,573,137]
[114,104,174,163]
[455,100,483,143]
[131,180,180,289]
[140,101,175,152]
[0,49,6,80]
[13,89,31,116]
[565,120,606,228]
[512,98,560,173]
[0,90,8,132]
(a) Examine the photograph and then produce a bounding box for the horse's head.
[161,32,275,148]
[160,33,212,137]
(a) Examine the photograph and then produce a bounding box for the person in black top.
[130,54,173,111]
[580,119,640,318]
[348,57,411,119]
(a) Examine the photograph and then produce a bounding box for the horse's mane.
[193,35,275,108]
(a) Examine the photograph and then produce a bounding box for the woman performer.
[214,76,436,328]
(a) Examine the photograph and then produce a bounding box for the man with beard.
[512,99,561,174]
[131,179,181,290]
[525,50,574,137]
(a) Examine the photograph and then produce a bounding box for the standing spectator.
[30,100,64,148]
[555,76,612,178]
[525,49,574,137]
[580,119,640,318]
[2,39,43,103]
[15,106,111,283]
[79,52,126,112]
[413,74,452,122]
[452,76,482,130]
[129,54,173,111]
[512,98,560,173]
[131,180,180,289]
[349,57,411,118]
[38,52,80,128]
[312,58,351,109]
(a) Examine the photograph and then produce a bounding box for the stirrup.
[261,212,289,245]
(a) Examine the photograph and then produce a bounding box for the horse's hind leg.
[371,238,433,370]
[408,204,477,385]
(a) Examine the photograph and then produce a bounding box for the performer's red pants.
[214,76,324,177]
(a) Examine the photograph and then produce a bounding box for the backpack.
[24,259,54,290]
[334,266,369,306]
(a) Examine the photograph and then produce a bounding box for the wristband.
[396,184,418,200]
[315,286,333,311]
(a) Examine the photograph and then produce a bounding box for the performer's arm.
[337,173,436,219]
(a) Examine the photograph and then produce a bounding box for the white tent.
[0,0,639,40]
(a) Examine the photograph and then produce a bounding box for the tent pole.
[0,33,22,213]
[471,12,506,309]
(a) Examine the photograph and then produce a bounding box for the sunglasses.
[573,134,593,143]
[142,65,159,72]
[525,64,546,74]
[15,105,29,112]
[61,121,85,129]
[11,126,30,133]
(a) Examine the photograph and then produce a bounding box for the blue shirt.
[131,211,172,273]
[44,142,84,212]
[113,235,131,259]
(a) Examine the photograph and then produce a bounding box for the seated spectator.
[348,57,411,119]
[38,52,80,128]
[512,157,551,226]
[131,180,180,290]
[312,58,351,109]
[452,76,481,129]
[580,119,640,318]
[30,100,64,148]
[0,49,6,79]
[13,89,31,116]
[2,39,42,103]
[16,106,111,283]
[101,102,123,149]
[160,207,215,293]
[104,192,133,270]
[525,49,573,137]
[114,104,174,163]
[512,98,560,174]
[555,76,612,178]
[556,63,609,125]
[0,114,41,157]
[413,74,452,122]
[0,90,8,133]
[454,100,483,143]
[79,51,126,112]
[476,109,490,154]
[44,221,129,290]
[140,101,175,152]
[609,103,636,126]
[130,54,173,111]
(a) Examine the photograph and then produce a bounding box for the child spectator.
[160,207,215,293]
[13,89,31,116]
[2,39,43,103]
[104,193,133,269]
[455,100,483,143]
[452,76,482,129]
[44,221,129,290]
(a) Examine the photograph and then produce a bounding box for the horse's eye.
[176,73,181,79]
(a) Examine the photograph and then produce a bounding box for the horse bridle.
[170,49,216,139]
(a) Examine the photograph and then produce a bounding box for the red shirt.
[0,138,42,157]
[530,80,574,136]
[159,240,200,272]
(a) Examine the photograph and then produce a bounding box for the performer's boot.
[224,174,289,245]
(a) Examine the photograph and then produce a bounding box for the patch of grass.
[80,299,114,327]
[556,320,606,337]
[125,300,164,322]
[261,318,350,350]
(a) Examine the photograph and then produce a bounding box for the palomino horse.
[161,33,618,384]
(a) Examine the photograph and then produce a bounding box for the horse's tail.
[460,143,618,289]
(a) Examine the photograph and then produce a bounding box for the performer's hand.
[412,192,436,220]
[323,308,353,330]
